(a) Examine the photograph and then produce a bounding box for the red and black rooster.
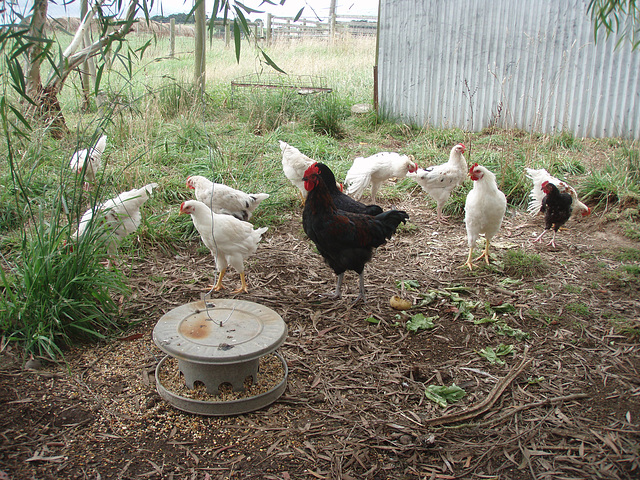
[533,180,573,247]
[302,163,409,302]
[315,163,383,215]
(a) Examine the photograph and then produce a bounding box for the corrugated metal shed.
[377,0,640,139]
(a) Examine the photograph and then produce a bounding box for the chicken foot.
[323,273,366,303]
[463,242,492,271]
[208,268,226,292]
[532,229,558,247]
[231,272,249,294]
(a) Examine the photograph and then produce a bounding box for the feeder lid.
[153,299,287,365]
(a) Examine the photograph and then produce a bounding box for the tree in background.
[588,0,640,49]
[1,0,295,137]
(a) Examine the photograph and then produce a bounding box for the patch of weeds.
[423,127,465,149]
[611,319,640,338]
[562,284,582,294]
[615,247,640,262]
[309,93,347,138]
[621,264,640,277]
[552,158,586,175]
[158,82,199,120]
[581,161,640,209]
[534,283,548,292]
[623,221,640,240]
[565,302,590,317]
[549,131,581,150]
[503,249,547,277]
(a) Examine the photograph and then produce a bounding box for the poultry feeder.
[153,298,288,416]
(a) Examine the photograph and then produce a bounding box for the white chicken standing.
[69,135,108,191]
[407,144,467,222]
[186,175,269,221]
[525,168,591,218]
[179,200,268,294]
[344,152,418,202]
[72,183,158,252]
[463,163,507,270]
[279,140,316,202]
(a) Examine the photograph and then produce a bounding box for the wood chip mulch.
[1,193,639,479]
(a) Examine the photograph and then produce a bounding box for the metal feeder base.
[156,353,288,416]
[179,358,258,393]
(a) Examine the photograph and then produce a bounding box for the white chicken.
[69,135,107,191]
[525,168,591,218]
[179,200,268,294]
[345,152,418,202]
[72,183,158,252]
[463,163,507,270]
[279,140,316,202]
[407,144,467,222]
[186,175,269,221]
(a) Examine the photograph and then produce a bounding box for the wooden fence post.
[225,22,230,48]
[170,18,175,57]
[194,0,206,95]
[266,14,272,45]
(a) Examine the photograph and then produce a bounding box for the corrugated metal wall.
[377,0,640,139]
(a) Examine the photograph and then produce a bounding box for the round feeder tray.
[153,298,288,414]
[155,352,288,416]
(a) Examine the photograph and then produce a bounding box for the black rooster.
[315,163,383,215]
[533,181,573,247]
[302,163,409,302]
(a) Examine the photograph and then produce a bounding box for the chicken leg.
[463,246,476,270]
[231,272,248,294]
[212,268,227,291]
[474,240,492,265]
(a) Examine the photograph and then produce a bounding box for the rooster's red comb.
[541,180,549,189]
[304,162,320,177]
[469,162,478,174]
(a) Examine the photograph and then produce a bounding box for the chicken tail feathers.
[345,170,371,200]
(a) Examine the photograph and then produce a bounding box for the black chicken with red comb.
[533,180,573,247]
[302,163,409,302]
[315,163,383,216]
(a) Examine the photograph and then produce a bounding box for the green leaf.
[406,313,436,332]
[474,315,498,325]
[494,321,530,341]
[293,8,305,22]
[424,384,467,408]
[396,279,420,291]
[488,302,516,314]
[419,290,438,305]
[478,343,513,365]
[365,316,380,324]
[233,19,241,63]
[260,50,286,74]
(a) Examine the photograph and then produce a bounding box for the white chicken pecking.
[72,183,158,253]
[179,200,268,294]
[279,140,316,202]
[69,135,108,191]
[525,168,591,218]
[186,175,269,221]
[344,152,418,202]
[407,144,467,222]
[463,163,507,270]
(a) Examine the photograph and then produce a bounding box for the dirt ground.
[1,192,639,480]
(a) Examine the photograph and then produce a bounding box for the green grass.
[503,250,547,277]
